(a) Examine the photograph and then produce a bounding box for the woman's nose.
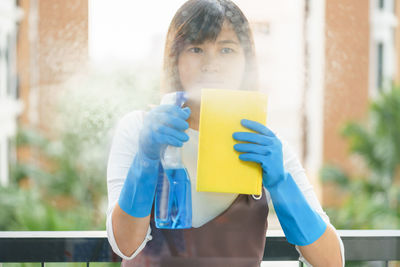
[201,55,220,73]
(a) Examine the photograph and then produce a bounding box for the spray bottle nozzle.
[160,91,187,107]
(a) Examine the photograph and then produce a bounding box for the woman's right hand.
[118,104,191,218]
[138,104,191,160]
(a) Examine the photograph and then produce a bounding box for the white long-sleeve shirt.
[106,110,345,266]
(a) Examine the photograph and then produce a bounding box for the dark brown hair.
[161,0,259,94]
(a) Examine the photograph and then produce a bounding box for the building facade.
[0,0,23,186]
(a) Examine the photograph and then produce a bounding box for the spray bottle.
[154,91,192,229]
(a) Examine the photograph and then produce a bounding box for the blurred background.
[0,0,399,266]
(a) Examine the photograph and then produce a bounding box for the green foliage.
[0,64,159,266]
[0,64,160,232]
[320,85,400,230]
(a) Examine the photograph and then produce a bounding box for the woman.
[106,0,345,266]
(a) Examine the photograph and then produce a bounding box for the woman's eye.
[221,47,235,54]
[188,47,203,53]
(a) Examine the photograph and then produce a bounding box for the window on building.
[379,0,385,9]
[0,32,3,99]
[370,0,396,97]
[0,23,20,187]
[377,42,384,91]
[0,137,10,187]
[0,30,6,186]
[6,33,18,99]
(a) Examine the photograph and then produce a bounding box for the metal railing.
[0,230,399,266]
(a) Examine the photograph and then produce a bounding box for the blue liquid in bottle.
[155,167,192,229]
[154,90,192,229]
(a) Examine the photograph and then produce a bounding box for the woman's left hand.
[234,120,329,248]
[232,119,285,190]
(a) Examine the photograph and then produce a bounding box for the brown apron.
[121,187,269,267]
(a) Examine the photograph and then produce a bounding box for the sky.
[88,0,187,63]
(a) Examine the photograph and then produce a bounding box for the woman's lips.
[185,81,227,97]
[196,81,224,87]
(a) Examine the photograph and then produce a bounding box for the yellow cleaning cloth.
[196,89,268,195]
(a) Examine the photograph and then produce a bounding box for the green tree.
[320,85,400,266]
[0,63,159,266]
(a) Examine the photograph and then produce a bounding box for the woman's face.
[178,20,246,103]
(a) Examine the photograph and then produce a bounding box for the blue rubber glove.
[118,105,191,217]
[233,119,327,246]
[139,104,191,160]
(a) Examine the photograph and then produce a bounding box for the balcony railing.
[0,230,399,266]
